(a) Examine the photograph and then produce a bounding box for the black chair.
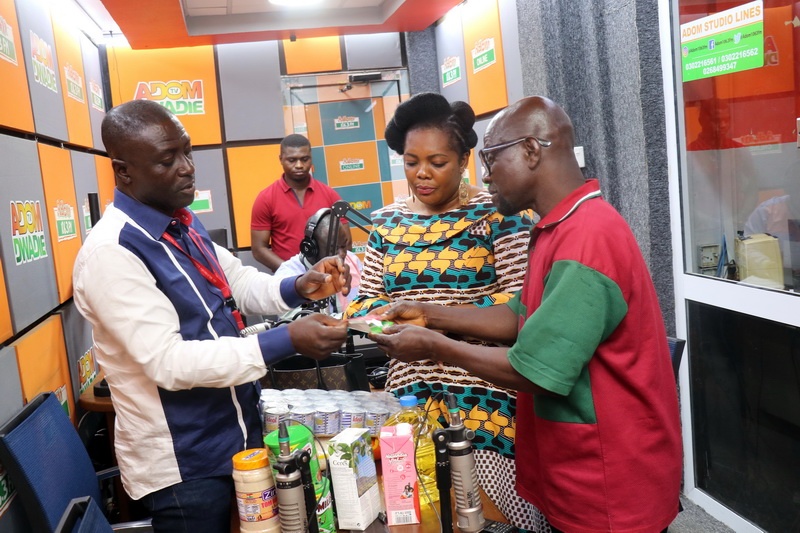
[206,228,229,249]
[667,336,686,382]
[55,496,114,533]
[0,393,151,532]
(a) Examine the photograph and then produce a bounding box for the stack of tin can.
[259,388,401,439]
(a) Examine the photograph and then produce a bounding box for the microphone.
[239,320,273,337]
[445,393,486,533]
[433,428,454,533]
[274,422,318,533]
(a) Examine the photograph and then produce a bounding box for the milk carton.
[379,423,421,525]
[326,428,382,530]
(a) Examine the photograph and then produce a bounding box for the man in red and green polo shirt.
[370,96,682,533]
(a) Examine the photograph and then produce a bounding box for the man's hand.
[287,313,348,360]
[369,324,441,362]
[375,301,430,327]
[296,256,350,300]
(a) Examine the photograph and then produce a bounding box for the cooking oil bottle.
[383,395,441,505]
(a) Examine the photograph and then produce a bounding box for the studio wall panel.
[15,0,68,140]
[94,155,115,213]
[0,346,22,426]
[51,6,92,148]
[79,35,107,151]
[0,345,28,531]
[71,151,100,238]
[58,301,96,412]
[283,36,342,75]
[0,0,34,133]
[344,33,402,70]
[189,148,232,248]
[498,0,523,105]
[0,135,58,334]
[435,3,469,104]
[226,144,283,248]
[11,314,74,422]
[461,0,508,115]
[107,44,222,146]
[217,41,284,142]
[0,257,11,344]
[38,143,81,303]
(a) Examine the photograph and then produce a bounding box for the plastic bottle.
[383,394,442,504]
[232,448,281,533]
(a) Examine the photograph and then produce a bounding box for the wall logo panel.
[10,200,48,265]
[89,80,103,111]
[30,30,56,92]
[134,79,205,115]
[0,15,17,65]
[64,63,83,102]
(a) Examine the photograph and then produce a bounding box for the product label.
[236,486,278,522]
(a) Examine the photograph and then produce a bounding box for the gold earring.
[458,180,469,206]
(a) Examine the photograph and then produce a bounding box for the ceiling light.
[269,0,324,7]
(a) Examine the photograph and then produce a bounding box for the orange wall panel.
[283,36,342,75]
[323,142,380,188]
[94,155,115,213]
[38,144,81,303]
[226,144,283,248]
[51,10,92,148]
[372,98,386,140]
[461,0,508,116]
[12,314,75,422]
[382,181,398,207]
[0,258,12,344]
[106,45,222,146]
[305,104,323,147]
[0,0,34,133]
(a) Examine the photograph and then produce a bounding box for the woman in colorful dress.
[346,93,548,532]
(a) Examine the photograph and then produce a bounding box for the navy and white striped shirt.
[73,189,305,499]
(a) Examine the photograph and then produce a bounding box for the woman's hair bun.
[385,93,477,154]
[385,93,449,154]
[450,101,478,149]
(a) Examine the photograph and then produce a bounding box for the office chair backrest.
[56,496,115,533]
[0,393,102,532]
[667,336,686,382]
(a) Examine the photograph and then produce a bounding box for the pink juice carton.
[379,423,421,526]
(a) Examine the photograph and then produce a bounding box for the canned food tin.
[364,406,390,436]
[340,406,366,429]
[263,406,289,435]
[287,406,316,431]
[313,404,341,437]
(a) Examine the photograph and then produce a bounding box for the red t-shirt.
[250,175,343,261]
[507,180,682,533]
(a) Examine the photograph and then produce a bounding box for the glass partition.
[679,0,800,292]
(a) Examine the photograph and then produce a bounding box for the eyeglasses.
[478,136,551,177]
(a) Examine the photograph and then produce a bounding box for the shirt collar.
[113,189,192,238]
[279,173,316,192]
[535,179,602,230]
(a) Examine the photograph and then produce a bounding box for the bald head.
[488,96,575,150]
[102,100,178,159]
[482,96,585,217]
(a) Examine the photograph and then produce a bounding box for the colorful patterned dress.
[346,191,549,531]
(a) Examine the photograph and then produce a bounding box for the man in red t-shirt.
[251,134,348,271]
[369,97,682,533]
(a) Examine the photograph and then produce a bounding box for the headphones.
[300,207,332,263]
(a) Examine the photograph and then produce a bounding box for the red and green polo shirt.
[507,179,682,533]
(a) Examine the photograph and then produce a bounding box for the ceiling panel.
[99,0,461,49]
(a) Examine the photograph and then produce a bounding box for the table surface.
[79,378,509,532]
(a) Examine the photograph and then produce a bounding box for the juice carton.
[379,423,421,526]
[327,428,382,530]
